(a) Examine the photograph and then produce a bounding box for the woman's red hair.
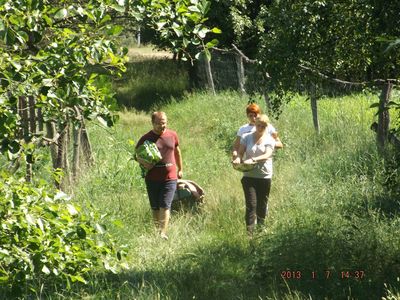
[246,103,261,115]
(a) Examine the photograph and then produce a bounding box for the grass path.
[74,91,400,299]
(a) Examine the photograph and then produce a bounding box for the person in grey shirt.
[232,114,276,235]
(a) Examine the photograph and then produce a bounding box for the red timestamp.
[281,270,302,279]
[340,270,365,279]
[280,270,366,280]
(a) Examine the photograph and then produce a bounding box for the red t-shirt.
[136,129,179,182]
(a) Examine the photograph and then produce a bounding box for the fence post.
[310,84,320,134]
[136,26,141,47]
[235,54,245,94]
[203,54,215,95]
[377,81,392,152]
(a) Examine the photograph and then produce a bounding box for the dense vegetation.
[1,0,400,298]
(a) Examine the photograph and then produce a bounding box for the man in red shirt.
[136,111,183,239]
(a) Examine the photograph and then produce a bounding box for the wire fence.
[192,48,263,94]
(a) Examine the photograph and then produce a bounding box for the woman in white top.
[232,114,276,234]
[232,103,282,161]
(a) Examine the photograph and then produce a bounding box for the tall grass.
[63,90,400,299]
[114,54,189,111]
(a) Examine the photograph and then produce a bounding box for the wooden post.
[235,54,245,94]
[72,107,82,182]
[28,96,36,134]
[18,96,29,140]
[377,81,392,152]
[18,96,32,181]
[263,93,270,109]
[310,85,320,134]
[37,107,44,132]
[55,123,67,189]
[137,26,141,47]
[64,123,71,187]
[46,122,58,168]
[80,120,95,166]
[203,54,215,95]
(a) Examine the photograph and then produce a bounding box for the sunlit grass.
[68,90,400,299]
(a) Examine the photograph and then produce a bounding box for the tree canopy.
[257,0,400,107]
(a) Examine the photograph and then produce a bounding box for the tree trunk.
[377,81,392,152]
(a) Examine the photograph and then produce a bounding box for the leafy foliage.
[257,0,400,113]
[0,0,217,297]
[0,172,122,297]
[135,0,220,61]
[0,0,128,171]
[206,0,270,57]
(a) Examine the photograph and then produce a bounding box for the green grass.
[114,53,189,111]
[56,90,400,300]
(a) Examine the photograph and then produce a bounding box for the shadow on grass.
[251,216,400,300]
[372,150,400,217]
[68,241,264,300]
[114,59,190,112]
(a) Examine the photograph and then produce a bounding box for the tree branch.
[299,63,400,86]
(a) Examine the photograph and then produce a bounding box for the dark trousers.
[241,176,271,226]
[145,180,177,210]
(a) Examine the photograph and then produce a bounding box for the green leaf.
[369,103,380,108]
[3,29,16,45]
[54,8,68,20]
[157,21,167,30]
[188,5,201,13]
[42,14,53,26]
[210,27,221,34]
[97,116,108,127]
[42,265,50,275]
[110,3,126,13]
[70,275,87,283]
[67,204,78,216]
[197,27,208,39]
[206,39,218,48]
[76,225,87,239]
[95,223,105,234]
[107,25,123,36]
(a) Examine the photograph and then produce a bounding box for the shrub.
[0,173,122,298]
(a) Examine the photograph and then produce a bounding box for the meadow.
[62,52,400,299]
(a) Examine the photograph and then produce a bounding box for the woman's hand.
[232,157,241,165]
[243,158,255,165]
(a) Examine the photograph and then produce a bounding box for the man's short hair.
[151,111,167,123]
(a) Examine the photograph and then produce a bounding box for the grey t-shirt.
[240,133,275,179]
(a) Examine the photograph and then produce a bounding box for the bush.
[0,173,122,298]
